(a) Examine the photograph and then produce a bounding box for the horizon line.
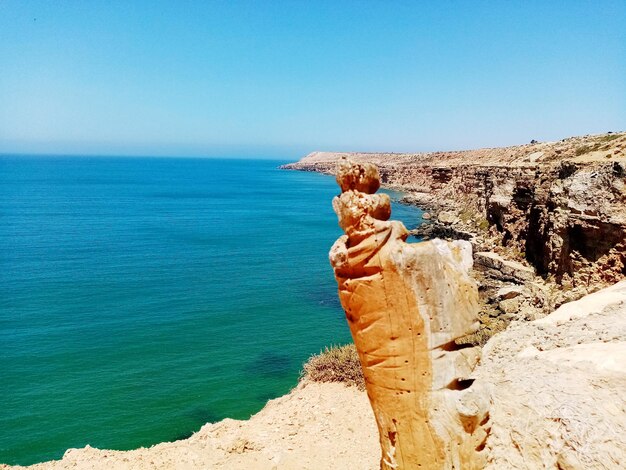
[1,129,624,162]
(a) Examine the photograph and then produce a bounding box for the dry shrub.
[301,343,365,390]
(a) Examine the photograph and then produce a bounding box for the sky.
[0,1,625,159]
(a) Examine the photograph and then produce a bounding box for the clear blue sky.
[1,1,625,158]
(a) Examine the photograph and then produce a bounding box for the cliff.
[5,281,625,469]
[282,132,626,291]
[283,132,626,343]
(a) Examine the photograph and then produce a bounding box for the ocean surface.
[0,156,423,465]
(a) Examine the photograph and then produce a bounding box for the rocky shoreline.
[282,132,626,343]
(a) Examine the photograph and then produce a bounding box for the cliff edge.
[284,133,626,344]
[282,132,626,292]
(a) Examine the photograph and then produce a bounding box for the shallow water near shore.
[0,156,422,465]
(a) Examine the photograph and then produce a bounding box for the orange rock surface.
[329,159,490,469]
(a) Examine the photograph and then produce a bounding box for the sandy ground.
[2,383,379,470]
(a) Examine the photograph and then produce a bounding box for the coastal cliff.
[282,132,626,291]
[283,132,626,343]
[3,135,624,469]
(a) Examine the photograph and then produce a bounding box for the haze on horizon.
[0,1,625,159]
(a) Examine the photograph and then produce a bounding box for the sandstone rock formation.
[478,279,626,469]
[329,159,489,469]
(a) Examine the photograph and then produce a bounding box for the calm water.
[0,156,423,465]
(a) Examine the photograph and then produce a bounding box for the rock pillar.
[329,158,490,469]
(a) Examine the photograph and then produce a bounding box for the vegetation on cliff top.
[301,344,365,390]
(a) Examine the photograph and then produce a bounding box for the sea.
[0,156,423,465]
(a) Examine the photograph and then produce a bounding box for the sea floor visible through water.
[0,156,423,465]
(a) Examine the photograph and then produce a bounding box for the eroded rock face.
[329,159,490,469]
[283,132,626,293]
[478,280,626,469]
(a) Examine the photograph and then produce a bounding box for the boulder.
[495,285,526,300]
[437,210,460,225]
[474,251,535,283]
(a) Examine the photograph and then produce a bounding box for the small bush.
[476,217,489,232]
[597,133,622,143]
[575,145,591,156]
[301,344,365,390]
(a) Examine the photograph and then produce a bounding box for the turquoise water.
[0,156,422,465]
